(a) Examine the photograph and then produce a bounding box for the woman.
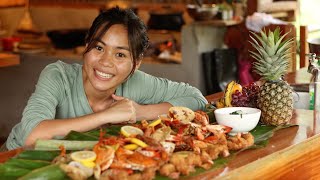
[5,7,207,150]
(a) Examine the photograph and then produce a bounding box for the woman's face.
[83,24,137,93]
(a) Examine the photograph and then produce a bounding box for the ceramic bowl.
[47,28,88,49]
[214,107,261,136]
[186,4,219,21]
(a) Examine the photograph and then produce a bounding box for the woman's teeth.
[96,70,113,79]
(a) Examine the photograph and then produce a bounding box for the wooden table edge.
[214,133,320,179]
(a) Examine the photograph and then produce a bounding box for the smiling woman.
[4,7,208,151]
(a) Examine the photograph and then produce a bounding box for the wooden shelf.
[0,53,20,67]
[191,19,243,27]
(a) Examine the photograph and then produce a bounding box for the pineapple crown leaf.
[277,38,294,54]
[273,27,281,43]
[273,64,288,77]
[249,27,293,80]
[250,32,268,50]
[261,29,275,52]
[274,33,291,53]
[267,30,275,46]
[250,32,268,49]
[249,41,271,60]
[251,30,276,56]
[249,50,264,62]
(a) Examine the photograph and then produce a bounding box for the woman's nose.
[98,51,114,67]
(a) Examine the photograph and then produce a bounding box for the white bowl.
[214,107,261,136]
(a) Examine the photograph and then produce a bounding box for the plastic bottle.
[310,80,315,110]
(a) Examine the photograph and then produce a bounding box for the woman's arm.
[24,97,136,147]
[119,71,208,120]
[112,94,172,120]
[7,62,135,149]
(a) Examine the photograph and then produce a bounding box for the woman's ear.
[135,60,142,70]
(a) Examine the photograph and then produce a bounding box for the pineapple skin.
[257,80,293,126]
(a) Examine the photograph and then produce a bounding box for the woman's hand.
[111,94,172,121]
[111,94,145,121]
[102,94,137,124]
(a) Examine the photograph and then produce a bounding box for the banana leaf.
[17,150,60,161]
[63,125,122,140]
[205,103,216,123]
[63,131,99,141]
[250,124,296,148]
[5,158,50,170]
[0,164,31,180]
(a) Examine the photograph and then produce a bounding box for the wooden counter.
[0,53,20,67]
[285,67,312,85]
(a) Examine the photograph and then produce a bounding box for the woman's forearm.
[24,102,172,147]
[24,111,109,147]
[137,102,172,120]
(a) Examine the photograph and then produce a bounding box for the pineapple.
[249,27,293,126]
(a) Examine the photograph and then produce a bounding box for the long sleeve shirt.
[6,61,208,149]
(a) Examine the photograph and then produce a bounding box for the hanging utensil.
[194,0,202,7]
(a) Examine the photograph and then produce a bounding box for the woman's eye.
[95,45,103,51]
[116,53,126,58]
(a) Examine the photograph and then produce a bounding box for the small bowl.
[214,107,261,136]
[186,4,219,21]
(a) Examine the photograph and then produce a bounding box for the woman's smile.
[95,69,114,80]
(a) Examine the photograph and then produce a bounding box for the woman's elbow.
[24,133,37,148]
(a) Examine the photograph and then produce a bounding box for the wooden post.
[300,25,308,68]
[246,0,258,16]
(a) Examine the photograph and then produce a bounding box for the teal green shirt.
[6,61,207,150]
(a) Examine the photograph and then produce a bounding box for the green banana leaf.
[0,164,31,180]
[251,124,296,148]
[17,150,61,161]
[205,103,216,123]
[63,125,123,141]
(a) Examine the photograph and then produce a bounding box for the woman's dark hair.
[84,7,149,76]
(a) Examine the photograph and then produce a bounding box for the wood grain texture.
[214,133,320,180]
[285,67,311,85]
[300,26,308,69]
[191,19,242,27]
[0,53,20,67]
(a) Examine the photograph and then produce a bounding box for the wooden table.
[285,67,311,85]
[0,53,20,67]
